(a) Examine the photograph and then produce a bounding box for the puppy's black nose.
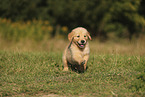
[81,40,85,44]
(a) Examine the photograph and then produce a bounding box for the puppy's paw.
[63,67,69,71]
[81,60,86,65]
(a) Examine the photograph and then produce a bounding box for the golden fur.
[63,27,91,73]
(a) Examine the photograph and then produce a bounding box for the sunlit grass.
[90,38,145,55]
[1,38,145,56]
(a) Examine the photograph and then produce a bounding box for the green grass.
[0,51,144,97]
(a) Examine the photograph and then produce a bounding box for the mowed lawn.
[0,49,145,96]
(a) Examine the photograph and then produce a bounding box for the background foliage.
[0,0,145,40]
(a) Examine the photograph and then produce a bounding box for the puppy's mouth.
[77,42,86,48]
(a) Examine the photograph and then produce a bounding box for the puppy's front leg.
[83,55,89,70]
[62,51,69,71]
[63,59,69,71]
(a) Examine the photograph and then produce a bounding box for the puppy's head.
[68,27,92,49]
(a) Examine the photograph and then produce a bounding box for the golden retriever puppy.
[63,27,92,73]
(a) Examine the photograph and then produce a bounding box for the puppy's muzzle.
[81,40,85,44]
[77,40,86,49]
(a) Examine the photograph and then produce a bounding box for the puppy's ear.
[87,32,92,40]
[68,31,74,41]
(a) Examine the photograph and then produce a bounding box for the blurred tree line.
[0,0,145,40]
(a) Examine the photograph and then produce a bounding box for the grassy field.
[0,18,145,96]
[0,39,145,97]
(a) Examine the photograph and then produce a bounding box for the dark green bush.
[0,0,145,39]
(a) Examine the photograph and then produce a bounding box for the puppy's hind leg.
[83,55,89,70]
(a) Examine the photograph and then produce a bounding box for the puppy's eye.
[77,35,80,38]
[84,35,86,37]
